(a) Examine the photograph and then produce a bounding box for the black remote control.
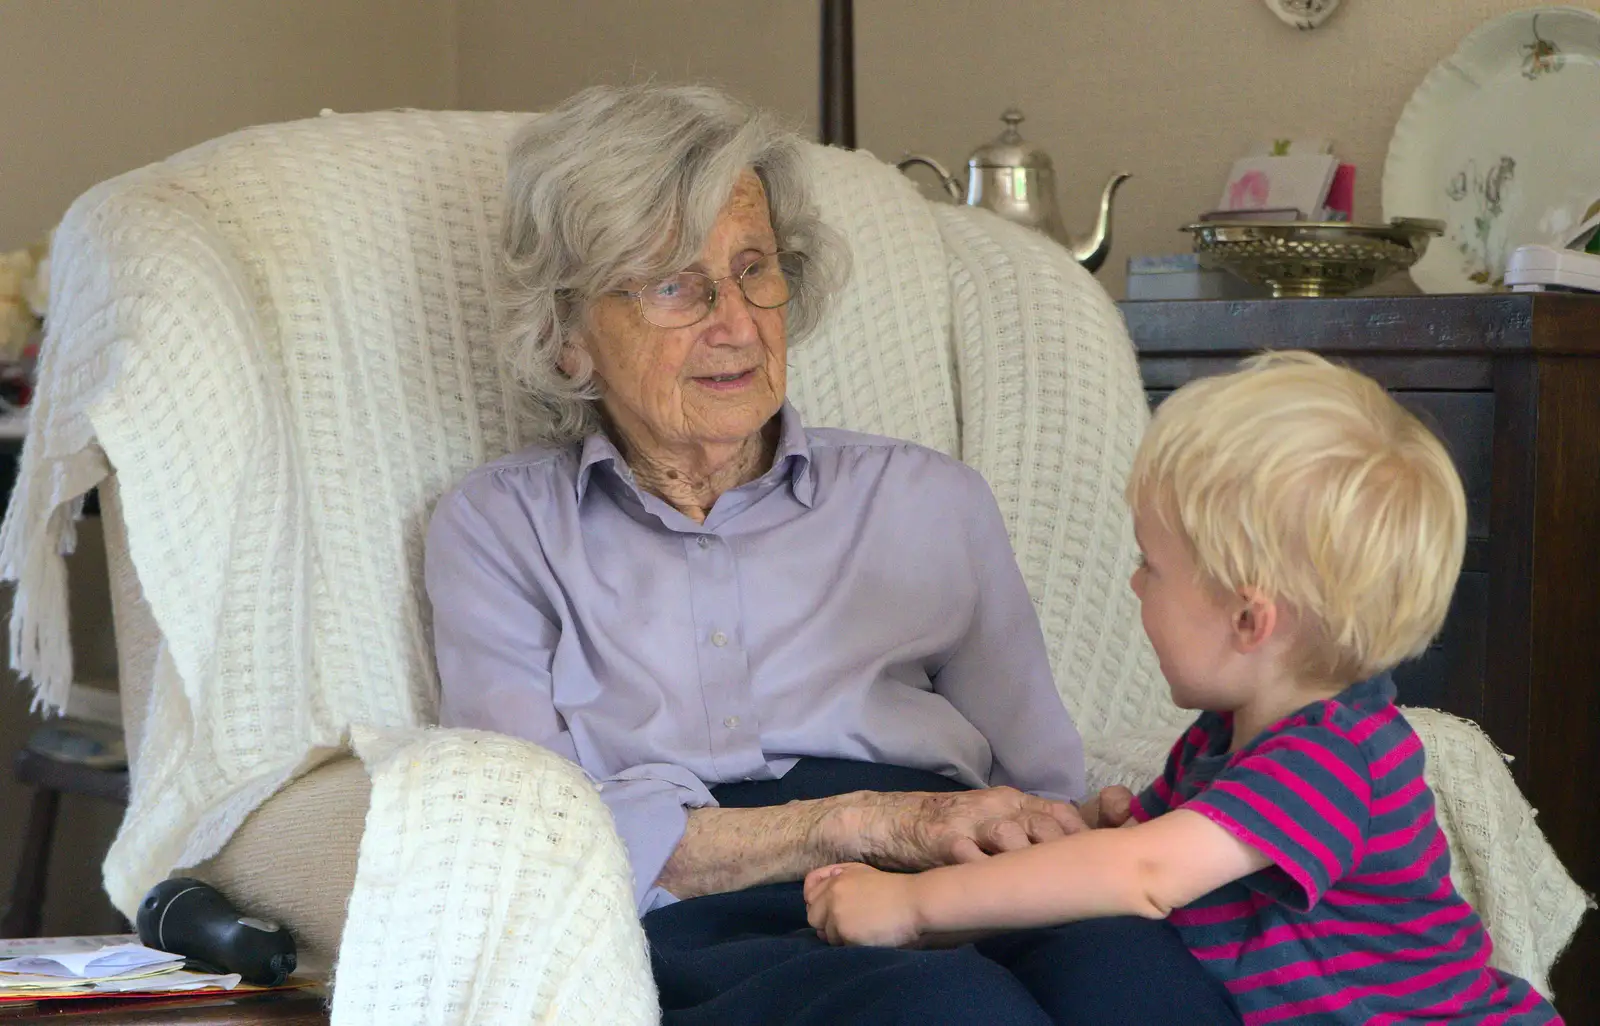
[136,878,297,986]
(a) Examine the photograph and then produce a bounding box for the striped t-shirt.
[1131,674,1560,1024]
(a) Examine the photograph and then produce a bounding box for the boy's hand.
[1081,785,1136,828]
[804,862,923,948]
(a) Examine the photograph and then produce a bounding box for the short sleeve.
[1182,723,1373,911]
[1130,720,1209,823]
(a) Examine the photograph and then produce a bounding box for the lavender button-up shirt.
[426,404,1085,913]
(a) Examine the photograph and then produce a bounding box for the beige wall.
[458,0,1563,298]
[456,0,816,132]
[0,0,455,247]
[6,0,1570,318]
[856,0,1561,297]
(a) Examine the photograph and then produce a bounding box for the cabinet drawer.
[1143,389,1492,539]
[1389,570,1488,723]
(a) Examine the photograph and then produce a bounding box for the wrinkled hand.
[1083,785,1136,829]
[804,863,923,947]
[823,786,1086,871]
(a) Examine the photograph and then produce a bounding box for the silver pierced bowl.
[1182,218,1445,298]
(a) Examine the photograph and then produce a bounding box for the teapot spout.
[1070,173,1132,273]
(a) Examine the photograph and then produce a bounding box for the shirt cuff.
[595,763,718,915]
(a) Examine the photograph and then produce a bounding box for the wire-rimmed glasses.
[611,251,802,329]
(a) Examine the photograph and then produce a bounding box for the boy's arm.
[809,720,1370,947]
[910,809,1271,934]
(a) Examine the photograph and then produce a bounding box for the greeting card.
[1218,154,1340,220]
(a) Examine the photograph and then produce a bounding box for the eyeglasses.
[610,251,801,329]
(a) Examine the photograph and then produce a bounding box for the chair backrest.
[62,110,971,760]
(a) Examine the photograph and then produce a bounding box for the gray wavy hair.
[497,84,850,442]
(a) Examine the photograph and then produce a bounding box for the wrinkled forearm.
[656,798,851,900]
[656,783,1094,904]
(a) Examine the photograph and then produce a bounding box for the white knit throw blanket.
[0,112,1585,1022]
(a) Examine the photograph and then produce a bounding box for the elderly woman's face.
[572,172,787,454]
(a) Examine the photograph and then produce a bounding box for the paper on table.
[0,938,254,1001]
[0,935,137,958]
[0,973,244,1003]
[0,970,194,996]
[91,970,243,993]
[0,944,181,979]
[0,974,103,989]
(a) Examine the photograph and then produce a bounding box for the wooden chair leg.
[1,786,60,937]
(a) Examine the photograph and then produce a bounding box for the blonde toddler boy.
[805,352,1560,1024]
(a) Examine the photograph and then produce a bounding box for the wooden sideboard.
[1119,293,1598,1018]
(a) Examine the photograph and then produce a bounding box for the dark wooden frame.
[0,750,128,939]
[819,0,855,147]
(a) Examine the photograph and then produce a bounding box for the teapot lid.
[968,108,1055,170]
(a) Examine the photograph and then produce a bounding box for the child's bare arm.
[804,809,1273,947]
[907,809,1271,935]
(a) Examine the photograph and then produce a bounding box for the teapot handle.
[895,155,964,202]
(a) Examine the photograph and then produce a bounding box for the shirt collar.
[772,402,816,507]
[1202,673,1397,763]
[574,425,626,504]
[573,402,815,508]
[1332,672,1397,712]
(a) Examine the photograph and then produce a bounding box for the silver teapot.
[896,108,1130,273]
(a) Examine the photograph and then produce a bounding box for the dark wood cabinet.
[1119,293,1599,1019]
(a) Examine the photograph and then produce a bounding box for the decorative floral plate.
[1383,6,1600,292]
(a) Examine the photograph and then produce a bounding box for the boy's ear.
[1230,588,1279,654]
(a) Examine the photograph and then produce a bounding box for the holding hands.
[1078,784,1136,830]
[807,785,1138,947]
[805,863,923,947]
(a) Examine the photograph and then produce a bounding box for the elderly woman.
[426,85,1240,1025]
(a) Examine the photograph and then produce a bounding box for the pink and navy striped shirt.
[1131,674,1560,1024]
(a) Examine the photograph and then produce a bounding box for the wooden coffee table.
[0,985,328,1024]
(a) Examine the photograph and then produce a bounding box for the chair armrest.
[331,726,657,1025]
[932,204,1187,742]
[1404,708,1591,999]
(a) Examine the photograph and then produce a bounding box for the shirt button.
[724,716,740,729]
[711,630,729,647]
[697,536,710,549]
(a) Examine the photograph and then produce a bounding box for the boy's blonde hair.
[1126,351,1466,683]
